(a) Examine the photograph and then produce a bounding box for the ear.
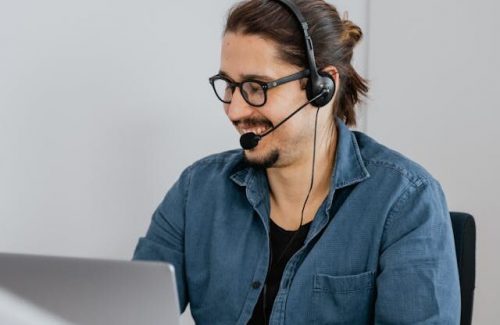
[321,65,340,87]
[300,77,308,90]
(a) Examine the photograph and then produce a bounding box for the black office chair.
[450,212,476,325]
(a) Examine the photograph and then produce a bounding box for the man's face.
[220,32,315,168]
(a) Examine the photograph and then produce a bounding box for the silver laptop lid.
[0,288,74,325]
[0,253,179,325]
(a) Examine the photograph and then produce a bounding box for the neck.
[266,120,337,228]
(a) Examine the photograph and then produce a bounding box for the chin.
[243,148,280,169]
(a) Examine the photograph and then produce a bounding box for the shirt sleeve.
[374,179,461,324]
[132,167,191,313]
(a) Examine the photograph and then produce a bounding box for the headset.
[271,0,336,108]
[239,0,337,150]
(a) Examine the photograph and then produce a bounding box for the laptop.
[0,253,180,325]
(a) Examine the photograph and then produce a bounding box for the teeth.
[242,127,268,135]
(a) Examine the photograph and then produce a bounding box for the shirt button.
[251,281,261,289]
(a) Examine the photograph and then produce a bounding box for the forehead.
[220,32,290,81]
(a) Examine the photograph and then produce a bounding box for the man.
[134,0,461,324]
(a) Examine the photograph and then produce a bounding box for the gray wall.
[0,0,235,259]
[0,0,497,324]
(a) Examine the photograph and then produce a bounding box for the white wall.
[0,0,236,260]
[367,1,500,323]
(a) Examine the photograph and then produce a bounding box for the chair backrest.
[450,212,476,325]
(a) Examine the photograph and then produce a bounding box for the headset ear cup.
[306,72,336,107]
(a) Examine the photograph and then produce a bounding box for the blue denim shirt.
[133,120,460,324]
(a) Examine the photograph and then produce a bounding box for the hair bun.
[341,19,363,48]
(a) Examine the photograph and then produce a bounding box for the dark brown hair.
[224,0,368,127]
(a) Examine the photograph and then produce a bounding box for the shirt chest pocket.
[312,270,375,325]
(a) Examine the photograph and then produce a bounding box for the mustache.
[233,118,273,129]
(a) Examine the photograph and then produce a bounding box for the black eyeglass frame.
[209,69,310,107]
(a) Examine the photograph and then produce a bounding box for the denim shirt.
[133,120,460,324]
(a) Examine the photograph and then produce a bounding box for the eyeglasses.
[209,69,310,107]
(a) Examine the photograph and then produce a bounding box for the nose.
[224,87,254,123]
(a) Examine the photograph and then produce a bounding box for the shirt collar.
[330,117,370,189]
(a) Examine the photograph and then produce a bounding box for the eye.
[244,82,262,94]
[212,77,234,103]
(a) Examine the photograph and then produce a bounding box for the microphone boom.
[239,90,326,150]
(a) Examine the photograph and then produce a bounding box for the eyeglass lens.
[212,78,266,106]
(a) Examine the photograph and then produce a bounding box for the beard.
[243,148,280,169]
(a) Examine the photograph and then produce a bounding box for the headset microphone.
[240,133,261,151]
[239,90,327,150]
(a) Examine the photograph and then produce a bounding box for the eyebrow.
[218,70,274,82]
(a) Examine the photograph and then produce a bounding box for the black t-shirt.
[248,218,312,325]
